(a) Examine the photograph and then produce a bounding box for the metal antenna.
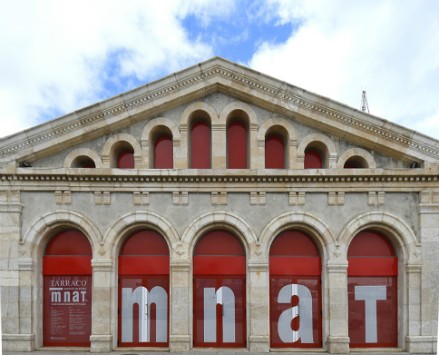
[361,90,369,113]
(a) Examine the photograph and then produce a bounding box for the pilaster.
[413,190,439,353]
[248,262,270,352]
[169,261,191,352]
[326,261,350,354]
[90,259,113,352]
[0,190,29,351]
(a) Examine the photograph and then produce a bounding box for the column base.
[248,335,270,352]
[169,334,191,352]
[90,334,112,353]
[2,333,35,351]
[327,336,350,353]
[406,335,437,354]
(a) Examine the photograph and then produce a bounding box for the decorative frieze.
[133,191,150,205]
[328,191,345,206]
[250,191,266,205]
[289,191,305,205]
[173,191,188,205]
[368,191,385,206]
[55,190,71,205]
[95,191,111,205]
[420,189,439,204]
[211,191,227,205]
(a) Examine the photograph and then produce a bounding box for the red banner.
[43,275,91,346]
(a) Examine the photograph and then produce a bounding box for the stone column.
[90,258,113,352]
[406,263,422,350]
[212,124,226,168]
[248,262,270,352]
[249,123,259,169]
[326,261,350,354]
[406,190,439,353]
[169,261,191,351]
[0,191,33,351]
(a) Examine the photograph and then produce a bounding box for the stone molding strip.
[1,58,439,165]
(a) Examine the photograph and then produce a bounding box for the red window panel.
[194,229,245,256]
[348,277,397,347]
[191,120,211,168]
[118,276,169,347]
[270,276,322,348]
[118,230,170,347]
[348,230,398,348]
[43,230,92,347]
[154,134,173,169]
[193,230,246,348]
[265,133,285,169]
[117,149,135,169]
[227,120,248,169]
[304,148,323,169]
[269,230,322,348]
[193,276,246,348]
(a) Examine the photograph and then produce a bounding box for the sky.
[1,0,439,140]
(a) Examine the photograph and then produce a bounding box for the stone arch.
[297,133,337,168]
[257,117,297,142]
[259,211,336,259]
[219,101,258,127]
[22,210,102,259]
[337,147,376,168]
[101,133,142,168]
[258,117,298,169]
[179,102,219,127]
[141,117,180,143]
[180,211,257,259]
[338,211,419,263]
[141,117,180,168]
[104,211,179,258]
[64,148,103,168]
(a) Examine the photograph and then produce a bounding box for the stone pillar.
[326,261,350,354]
[248,262,270,352]
[90,259,113,352]
[249,123,259,169]
[289,139,298,169]
[0,191,33,351]
[406,263,422,350]
[406,190,439,353]
[169,261,191,351]
[174,125,186,169]
[212,124,226,168]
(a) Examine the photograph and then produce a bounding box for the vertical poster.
[43,275,91,346]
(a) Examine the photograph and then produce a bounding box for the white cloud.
[0,0,231,138]
[249,0,439,139]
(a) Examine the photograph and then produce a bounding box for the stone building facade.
[0,57,438,353]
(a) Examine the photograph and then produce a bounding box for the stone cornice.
[1,58,439,167]
[0,169,438,191]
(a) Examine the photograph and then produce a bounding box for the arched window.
[304,148,323,169]
[112,142,134,169]
[348,230,398,347]
[265,132,286,169]
[190,119,211,168]
[344,156,368,169]
[118,230,169,347]
[269,230,322,348]
[227,118,248,169]
[153,132,173,169]
[193,230,246,348]
[71,155,96,168]
[43,230,92,347]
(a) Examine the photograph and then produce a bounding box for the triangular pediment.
[1,57,439,169]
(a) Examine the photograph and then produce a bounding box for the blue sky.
[0,0,438,140]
